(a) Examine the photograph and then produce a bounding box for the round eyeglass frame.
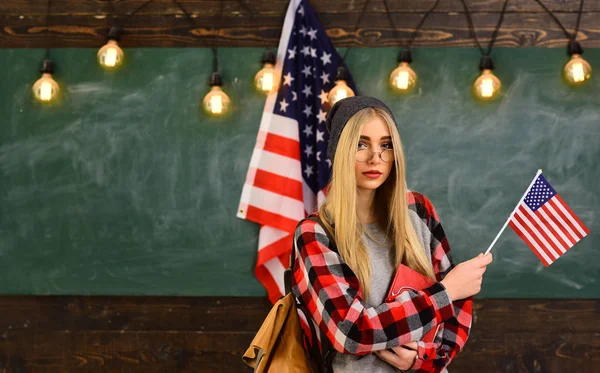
[356,149,395,163]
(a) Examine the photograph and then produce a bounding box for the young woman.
[291,96,492,373]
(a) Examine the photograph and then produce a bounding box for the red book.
[386,264,440,343]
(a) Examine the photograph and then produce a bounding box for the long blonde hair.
[318,107,435,300]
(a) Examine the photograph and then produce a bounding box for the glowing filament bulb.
[336,88,348,101]
[40,81,53,101]
[97,28,125,70]
[32,60,60,104]
[328,80,354,105]
[571,62,585,82]
[203,74,230,116]
[397,71,409,89]
[262,71,274,91]
[389,60,417,92]
[105,47,118,67]
[563,42,592,86]
[328,66,355,105]
[255,50,279,94]
[481,77,494,98]
[211,94,223,114]
[473,69,501,101]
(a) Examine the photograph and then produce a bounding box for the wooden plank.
[0,331,256,373]
[0,296,272,332]
[0,0,599,48]
[0,0,599,15]
[454,332,600,373]
[0,12,599,48]
[0,331,598,372]
[470,298,600,334]
[0,296,598,372]
[0,296,598,334]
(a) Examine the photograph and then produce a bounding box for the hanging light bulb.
[564,40,592,86]
[98,26,125,70]
[255,49,279,94]
[32,59,59,103]
[328,66,355,106]
[473,56,501,101]
[203,72,230,116]
[389,50,417,93]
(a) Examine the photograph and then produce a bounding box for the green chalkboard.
[0,47,598,298]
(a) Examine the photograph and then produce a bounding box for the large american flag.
[508,172,589,266]
[237,0,357,303]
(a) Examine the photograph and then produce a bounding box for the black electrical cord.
[382,0,442,50]
[211,0,224,73]
[486,0,510,55]
[235,0,273,49]
[102,0,154,44]
[459,0,510,57]
[533,0,584,41]
[107,0,117,26]
[173,0,220,73]
[341,0,372,65]
[122,0,155,25]
[45,0,51,60]
[235,0,254,16]
[174,0,223,85]
[172,0,198,32]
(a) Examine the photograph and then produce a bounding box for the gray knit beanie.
[325,96,396,162]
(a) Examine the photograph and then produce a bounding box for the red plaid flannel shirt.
[291,191,472,372]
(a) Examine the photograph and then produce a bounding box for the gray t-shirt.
[331,222,400,373]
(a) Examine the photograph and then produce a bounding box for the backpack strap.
[284,215,337,373]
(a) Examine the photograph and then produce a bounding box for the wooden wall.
[1,0,599,48]
[0,296,599,372]
[1,1,599,372]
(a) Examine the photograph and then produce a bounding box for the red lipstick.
[363,171,382,179]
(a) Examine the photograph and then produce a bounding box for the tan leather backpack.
[243,216,336,373]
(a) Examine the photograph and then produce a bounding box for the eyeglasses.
[356,149,395,163]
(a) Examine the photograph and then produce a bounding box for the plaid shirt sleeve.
[408,192,473,373]
[291,217,456,355]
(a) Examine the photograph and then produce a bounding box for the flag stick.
[484,169,543,255]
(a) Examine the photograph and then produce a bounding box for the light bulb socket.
[40,59,54,74]
[261,49,276,65]
[107,26,121,42]
[479,56,495,71]
[398,49,413,64]
[567,40,583,56]
[209,72,223,87]
[335,66,349,81]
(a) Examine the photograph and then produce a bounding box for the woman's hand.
[374,342,418,371]
[440,253,493,301]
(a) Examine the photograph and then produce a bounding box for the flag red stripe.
[549,198,583,241]
[255,261,284,304]
[278,253,289,268]
[264,133,301,160]
[550,196,587,239]
[254,169,304,201]
[518,205,565,256]
[539,204,577,246]
[509,220,551,266]
[513,211,557,261]
[245,205,300,233]
[554,195,590,234]
[534,209,572,250]
[257,232,293,266]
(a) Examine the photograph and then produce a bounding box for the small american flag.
[508,172,590,266]
[237,0,357,302]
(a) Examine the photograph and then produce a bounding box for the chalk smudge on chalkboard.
[539,271,584,290]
